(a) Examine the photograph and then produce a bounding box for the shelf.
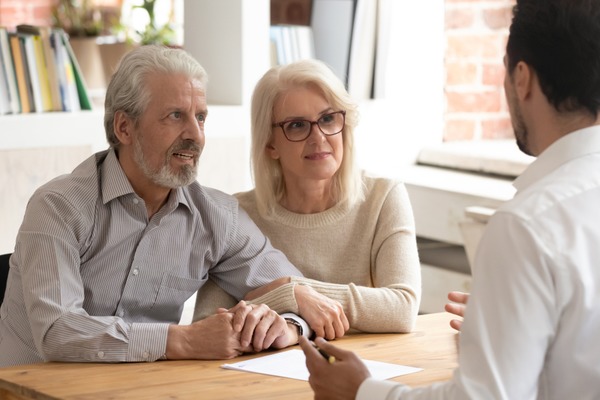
[0,110,106,151]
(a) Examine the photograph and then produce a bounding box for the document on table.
[221,349,422,381]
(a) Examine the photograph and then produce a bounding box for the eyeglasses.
[272,111,346,142]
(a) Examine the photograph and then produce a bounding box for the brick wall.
[444,0,516,141]
[0,0,121,29]
[0,0,57,28]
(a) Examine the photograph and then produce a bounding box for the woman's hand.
[295,285,349,339]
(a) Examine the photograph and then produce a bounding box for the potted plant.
[52,0,106,38]
[117,0,177,46]
[52,0,122,93]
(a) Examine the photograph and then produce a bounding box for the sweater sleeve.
[292,182,421,333]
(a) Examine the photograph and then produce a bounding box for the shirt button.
[98,351,105,359]
[118,310,124,317]
[133,198,139,204]
[132,268,139,276]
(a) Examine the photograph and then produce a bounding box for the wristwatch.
[280,313,312,338]
[284,318,304,336]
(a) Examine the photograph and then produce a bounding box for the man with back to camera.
[0,45,348,367]
[300,0,600,398]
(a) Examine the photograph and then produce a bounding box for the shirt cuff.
[280,312,313,339]
[357,377,402,400]
[127,323,170,362]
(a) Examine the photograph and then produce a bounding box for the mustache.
[171,140,202,154]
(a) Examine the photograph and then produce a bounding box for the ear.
[266,142,280,160]
[114,111,135,146]
[512,61,534,101]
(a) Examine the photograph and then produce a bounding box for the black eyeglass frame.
[271,110,346,142]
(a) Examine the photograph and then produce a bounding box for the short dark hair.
[506,0,600,115]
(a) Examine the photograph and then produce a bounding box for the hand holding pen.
[299,336,372,398]
[314,341,336,364]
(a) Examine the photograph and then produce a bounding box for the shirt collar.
[100,148,193,213]
[101,148,135,204]
[513,125,600,192]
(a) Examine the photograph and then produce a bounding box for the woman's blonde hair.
[250,59,363,217]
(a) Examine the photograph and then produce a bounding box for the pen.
[312,342,336,364]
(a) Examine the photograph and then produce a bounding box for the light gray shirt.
[0,149,302,367]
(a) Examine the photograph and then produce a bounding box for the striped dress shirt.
[0,149,302,367]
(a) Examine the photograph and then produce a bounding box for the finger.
[333,321,345,338]
[299,336,325,365]
[251,310,276,351]
[447,291,469,304]
[333,308,349,338]
[341,310,350,332]
[230,300,251,333]
[323,321,336,340]
[239,304,268,348]
[312,324,326,339]
[254,312,284,351]
[449,319,463,331]
[444,302,466,317]
[313,337,348,360]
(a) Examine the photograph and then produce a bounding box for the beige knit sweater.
[193,174,421,333]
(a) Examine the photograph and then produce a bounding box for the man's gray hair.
[104,45,208,148]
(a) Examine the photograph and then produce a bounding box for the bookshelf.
[0,111,105,150]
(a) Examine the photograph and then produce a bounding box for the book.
[270,25,315,66]
[0,27,20,114]
[50,29,80,112]
[58,30,92,110]
[0,49,11,114]
[19,33,44,113]
[294,25,315,61]
[18,35,37,113]
[17,25,60,112]
[38,27,63,111]
[9,33,32,113]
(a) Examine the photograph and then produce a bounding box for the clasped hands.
[213,283,351,356]
[166,300,297,360]
[167,282,350,360]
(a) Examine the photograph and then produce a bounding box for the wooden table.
[0,312,458,399]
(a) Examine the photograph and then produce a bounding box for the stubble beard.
[133,137,200,188]
[506,86,532,157]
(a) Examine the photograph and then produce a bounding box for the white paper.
[221,349,422,381]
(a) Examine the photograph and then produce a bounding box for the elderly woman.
[194,59,421,337]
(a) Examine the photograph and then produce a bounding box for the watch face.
[285,318,303,336]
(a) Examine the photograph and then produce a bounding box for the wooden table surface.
[0,312,458,400]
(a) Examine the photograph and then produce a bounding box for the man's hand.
[166,312,246,360]
[295,285,349,339]
[299,336,370,399]
[220,300,295,352]
[444,291,470,331]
